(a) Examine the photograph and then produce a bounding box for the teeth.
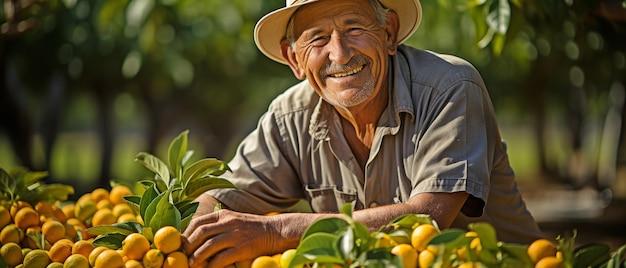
[330,65,363,77]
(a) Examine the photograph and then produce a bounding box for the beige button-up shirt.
[210,45,544,243]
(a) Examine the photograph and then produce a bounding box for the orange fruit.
[418,247,437,268]
[110,185,133,205]
[0,206,11,229]
[122,233,151,261]
[60,203,75,220]
[10,200,32,218]
[14,206,40,230]
[35,201,56,216]
[1,242,23,267]
[142,249,164,268]
[411,224,439,252]
[74,199,98,223]
[63,222,78,240]
[527,239,557,263]
[96,199,113,210]
[91,208,116,226]
[23,248,51,267]
[457,262,479,268]
[125,259,145,268]
[42,220,66,244]
[117,213,138,223]
[89,246,110,267]
[391,244,418,268]
[153,226,181,254]
[1,223,24,244]
[162,251,189,268]
[535,256,564,268]
[95,249,124,268]
[48,241,72,263]
[250,255,280,268]
[91,188,110,203]
[112,203,134,219]
[72,239,95,258]
[64,253,90,268]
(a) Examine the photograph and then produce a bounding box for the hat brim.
[254,0,422,65]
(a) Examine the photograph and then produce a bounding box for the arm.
[183,191,468,268]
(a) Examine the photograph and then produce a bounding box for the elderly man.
[184,0,545,266]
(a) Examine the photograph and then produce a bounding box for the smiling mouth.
[328,65,364,78]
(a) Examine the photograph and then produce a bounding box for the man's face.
[284,0,398,109]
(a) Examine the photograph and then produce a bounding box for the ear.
[384,10,400,55]
[281,39,306,80]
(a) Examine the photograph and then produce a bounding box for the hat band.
[288,0,308,7]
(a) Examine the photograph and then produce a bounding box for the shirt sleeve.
[207,109,306,214]
[410,76,494,217]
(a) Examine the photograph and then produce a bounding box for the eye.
[346,28,365,36]
[309,36,329,47]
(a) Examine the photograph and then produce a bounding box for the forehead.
[291,0,378,30]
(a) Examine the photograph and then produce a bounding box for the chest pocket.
[304,185,357,212]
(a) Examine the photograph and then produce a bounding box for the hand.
[183,209,285,268]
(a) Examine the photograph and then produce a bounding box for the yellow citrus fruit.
[23,249,51,268]
[0,206,11,229]
[96,199,113,210]
[48,262,65,268]
[122,233,151,261]
[72,239,95,258]
[91,188,110,203]
[91,208,116,227]
[535,256,564,268]
[411,224,438,252]
[110,185,133,205]
[10,201,32,218]
[60,203,75,220]
[52,207,68,224]
[418,247,437,268]
[1,223,24,244]
[48,242,73,263]
[142,249,165,268]
[251,255,280,268]
[63,222,78,240]
[64,253,90,268]
[153,226,181,254]
[457,262,479,268]
[391,244,418,268]
[125,259,145,268]
[89,246,110,267]
[74,199,97,222]
[42,220,66,244]
[14,206,40,230]
[1,242,23,267]
[112,203,134,219]
[35,201,55,216]
[280,249,300,268]
[95,249,124,268]
[117,213,138,223]
[162,251,188,268]
[527,239,557,263]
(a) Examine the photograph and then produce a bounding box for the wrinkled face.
[283,0,398,109]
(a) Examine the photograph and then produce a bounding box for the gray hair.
[284,0,390,46]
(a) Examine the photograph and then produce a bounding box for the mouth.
[328,65,364,78]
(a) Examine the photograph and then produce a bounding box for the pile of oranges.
[0,185,188,268]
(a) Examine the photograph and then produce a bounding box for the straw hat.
[254,0,422,65]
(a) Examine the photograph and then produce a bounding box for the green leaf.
[0,168,15,201]
[340,203,352,218]
[302,217,349,240]
[429,228,468,249]
[32,184,75,203]
[293,233,344,266]
[135,152,171,186]
[183,177,237,200]
[25,229,46,249]
[148,190,181,232]
[86,222,144,236]
[337,227,355,260]
[168,130,189,180]
[182,158,230,185]
[384,214,435,230]
[486,0,510,34]
[357,247,402,268]
[499,242,532,265]
[123,195,142,215]
[468,222,499,251]
[93,233,127,249]
[139,187,158,226]
[573,243,611,268]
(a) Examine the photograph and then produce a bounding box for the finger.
[188,232,234,267]
[183,212,218,237]
[206,247,245,268]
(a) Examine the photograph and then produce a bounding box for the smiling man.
[183,0,545,267]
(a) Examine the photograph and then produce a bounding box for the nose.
[327,31,353,64]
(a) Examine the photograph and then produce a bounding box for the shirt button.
[369,202,378,208]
